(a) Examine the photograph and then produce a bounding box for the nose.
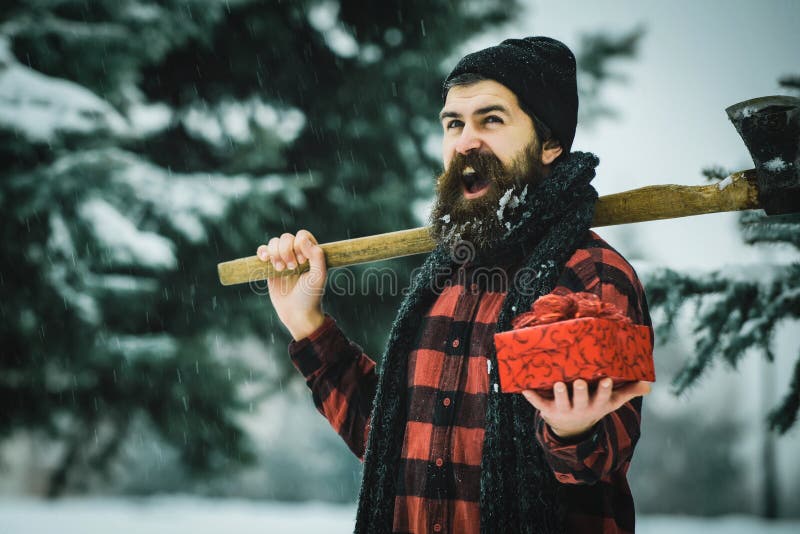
[454,126,482,155]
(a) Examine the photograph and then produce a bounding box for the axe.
[217,96,799,286]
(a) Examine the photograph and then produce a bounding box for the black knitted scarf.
[354,152,600,534]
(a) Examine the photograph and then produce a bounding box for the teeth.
[463,166,476,176]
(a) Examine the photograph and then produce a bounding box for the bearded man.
[258,37,653,534]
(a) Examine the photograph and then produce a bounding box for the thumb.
[301,240,327,292]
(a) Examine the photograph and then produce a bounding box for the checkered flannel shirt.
[288,231,652,534]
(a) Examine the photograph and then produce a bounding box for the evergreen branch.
[716,283,760,366]
[88,414,132,477]
[677,284,754,393]
[701,166,731,182]
[672,342,718,394]
[739,212,800,250]
[46,419,91,498]
[577,26,644,83]
[649,72,800,431]
[646,268,729,337]
[778,75,800,93]
[646,269,798,401]
[768,353,800,433]
[575,26,644,125]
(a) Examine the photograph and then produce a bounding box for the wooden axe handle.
[218,169,759,286]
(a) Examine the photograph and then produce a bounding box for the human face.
[440,79,538,188]
[439,79,563,193]
[430,80,565,254]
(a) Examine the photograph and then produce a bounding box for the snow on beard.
[428,141,546,255]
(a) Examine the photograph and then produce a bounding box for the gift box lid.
[493,316,654,393]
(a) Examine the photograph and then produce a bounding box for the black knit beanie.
[443,36,579,154]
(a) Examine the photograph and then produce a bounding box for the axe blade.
[726,95,800,215]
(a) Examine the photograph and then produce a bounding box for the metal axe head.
[726,95,800,215]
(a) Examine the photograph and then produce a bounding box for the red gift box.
[493,293,655,394]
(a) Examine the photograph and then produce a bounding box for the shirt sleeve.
[288,314,377,461]
[533,240,653,485]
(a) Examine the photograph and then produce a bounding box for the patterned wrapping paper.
[493,293,655,393]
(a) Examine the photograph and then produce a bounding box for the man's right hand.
[256,230,327,341]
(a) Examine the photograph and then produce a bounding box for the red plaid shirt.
[289,231,652,534]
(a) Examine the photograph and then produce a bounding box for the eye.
[445,119,463,130]
[484,115,503,125]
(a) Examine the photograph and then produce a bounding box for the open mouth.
[462,167,491,198]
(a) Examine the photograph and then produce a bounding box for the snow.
[496,189,513,221]
[732,105,756,119]
[439,214,451,223]
[0,36,128,142]
[87,274,159,293]
[252,103,305,143]
[127,102,172,136]
[713,262,786,285]
[359,43,383,64]
[717,175,733,190]
[52,148,303,245]
[763,157,789,172]
[0,497,797,534]
[495,185,528,222]
[44,212,101,323]
[307,1,338,31]
[122,3,162,23]
[79,197,177,270]
[324,27,360,58]
[306,0,359,58]
[47,212,76,257]
[182,99,305,146]
[638,515,800,534]
[109,334,178,361]
[183,106,226,145]
[48,269,100,325]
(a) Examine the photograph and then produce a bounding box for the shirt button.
[442,397,451,407]
[435,458,444,467]
[451,339,460,348]
[433,523,442,532]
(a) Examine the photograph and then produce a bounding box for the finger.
[294,229,317,265]
[279,233,299,270]
[572,379,589,411]
[267,237,283,271]
[595,378,613,406]
[521,389,552,413]
[256,244,269,262]
[302,238,327,277]
[295,229,319,246]
[553,382,570,412]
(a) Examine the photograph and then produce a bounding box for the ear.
[541,140,563,165]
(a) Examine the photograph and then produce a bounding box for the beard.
[428,140,547,258]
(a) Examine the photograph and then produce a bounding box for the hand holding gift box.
[494,292,655,394]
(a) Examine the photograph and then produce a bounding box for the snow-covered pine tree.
[1,0,526,496]
[645,77,800,434]
[0,0,643,496]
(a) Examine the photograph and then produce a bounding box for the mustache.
[440,151,506,184]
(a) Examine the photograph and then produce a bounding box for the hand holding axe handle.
[218,96,799,287]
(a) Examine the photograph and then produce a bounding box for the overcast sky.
[459,0,799,271]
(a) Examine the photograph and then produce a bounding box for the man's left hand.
[522,379,651,440]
